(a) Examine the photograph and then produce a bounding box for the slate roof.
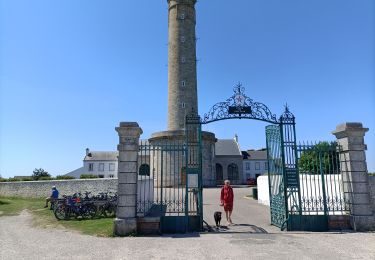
[245,149,267,160]
[84,151,118,161]
[215,139,242,156]
[84,140,150,161]
[65,167,85,178]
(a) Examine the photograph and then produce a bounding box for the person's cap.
[52,185,56,189]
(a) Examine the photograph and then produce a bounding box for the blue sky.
[0,0,374,178]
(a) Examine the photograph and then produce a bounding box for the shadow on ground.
[203,220,268,234]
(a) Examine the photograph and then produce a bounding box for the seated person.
[44,186,59,209]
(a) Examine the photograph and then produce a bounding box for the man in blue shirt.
[44,186,59,209]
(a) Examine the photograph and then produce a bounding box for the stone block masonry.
[369,176,375,216]
[332,122,375,231]
[114,122,142,236]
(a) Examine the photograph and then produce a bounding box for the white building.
[242,149,268,183]
[65,148,118,178]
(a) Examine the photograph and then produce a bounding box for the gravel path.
[1,188,374,260]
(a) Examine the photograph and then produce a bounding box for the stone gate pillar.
[332,122,375,231]
[114,122,142,236]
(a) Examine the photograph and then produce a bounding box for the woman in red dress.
[220,179,234,225]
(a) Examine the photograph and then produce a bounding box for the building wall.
[243,159,268,182]
[83,160,118,178]
[214,156,244,185]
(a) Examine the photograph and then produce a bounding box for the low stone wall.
[0,179,118,198]
[369,176,375,214]
[0,179,154,203]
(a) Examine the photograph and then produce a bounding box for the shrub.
[299,141,340,174]
[80,174,98,179]
[0,177,7,182]
[7,178,22,182]
[38,176,53,181]
[20,177,33,181]
[56,175,75,180]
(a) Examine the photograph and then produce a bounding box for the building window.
[181,36,185,43]
[109,163,115,171]
[245,162,250,170]
[216,163,223,181]
[255,162,260,170]
[99,163,104,172]
[181,80,186,87]
[88,163,94,171]
[139,164,150,176]
[265,162,268,171]
[181,102,185,108]
[98,174,104,178]
[228,163,239,180]
[109,174,114,178]
[181,56,186,63]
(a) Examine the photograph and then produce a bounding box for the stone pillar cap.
[119,122,140,128]
[332,122,368,138]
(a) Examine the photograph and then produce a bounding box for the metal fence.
[137,140,198,218]
[296,141,350,215]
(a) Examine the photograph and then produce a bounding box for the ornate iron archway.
[201,83,278,124]
[185,83,301,231]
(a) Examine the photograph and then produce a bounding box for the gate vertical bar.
[279,122,289,230]
[318,151,328,216]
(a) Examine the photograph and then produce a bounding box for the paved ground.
[203,187,280,233]
[1,187,374,260]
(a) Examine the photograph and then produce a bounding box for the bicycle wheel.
[82,204,97,219]
[54,205,67,220]
[103,204,116,218]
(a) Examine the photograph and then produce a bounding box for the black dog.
[214,211,222,227]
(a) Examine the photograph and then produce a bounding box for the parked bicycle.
[53,192,117,220]
[54,194,97,220]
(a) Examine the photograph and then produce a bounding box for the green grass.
[0,197,115,237]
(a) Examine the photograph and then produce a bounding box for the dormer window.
[181,102,186,108]
[181,57,186,63]
[181,80,186,87]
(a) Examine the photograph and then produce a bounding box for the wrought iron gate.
[266,125,287,228]
[137,112,203,233]
[185,112,203,232]
[265,108,301,230]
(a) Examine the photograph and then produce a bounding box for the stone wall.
[369,176,375,214]
[0,178,153,202]
[0,179,118,198]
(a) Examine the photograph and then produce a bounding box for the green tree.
[299,142,340,174]
[32,168,51,180]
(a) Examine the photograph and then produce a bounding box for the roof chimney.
[86,148,89,156]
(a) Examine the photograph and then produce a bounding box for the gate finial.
[280,103,295,123]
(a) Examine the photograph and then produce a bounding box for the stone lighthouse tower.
[150,0,216,187]
[167,0,198,130]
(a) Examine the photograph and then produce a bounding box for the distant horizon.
[1,0,374,177]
